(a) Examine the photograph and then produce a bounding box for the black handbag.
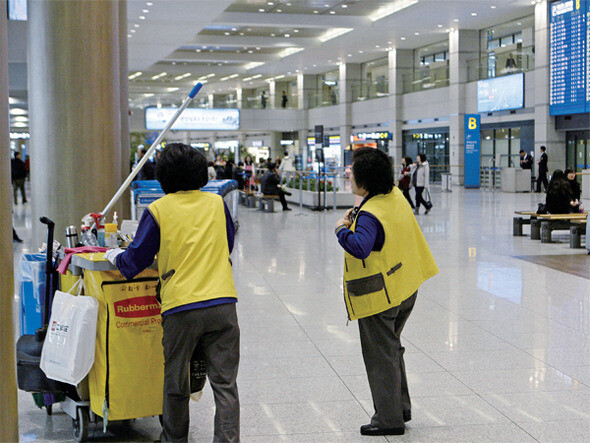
[423,189,433,210]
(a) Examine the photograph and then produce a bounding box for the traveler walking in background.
[334,147,438,436]
[399,157,415,209]
[105,143,240,442]
[281,90,288,108]
[11,152,27,204]
[278,151,295,175]
[208,161,217,181]
[412,153,431,215]
[135,147,156,181]
[244,155,256,191]
[261,91,267,109]
[536,146,548,192]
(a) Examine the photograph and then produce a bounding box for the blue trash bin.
[17,253,47,336]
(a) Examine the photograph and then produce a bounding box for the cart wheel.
[46,404,52,416]
[73,407,89,441]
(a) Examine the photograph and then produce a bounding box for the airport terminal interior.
[3,0,590,441]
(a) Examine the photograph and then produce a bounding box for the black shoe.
[360,424,405,436]
[403,410,411,422]
[283,207,292,211]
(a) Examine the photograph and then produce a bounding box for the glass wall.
[566,131,590,172]
[469,15,535,81]
[353,57,389,102]
[480,126,523,168]
[403,41,450,93]
[308,71,339,108]
[402,128,450,183]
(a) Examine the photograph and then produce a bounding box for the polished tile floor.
[13,186,590,442]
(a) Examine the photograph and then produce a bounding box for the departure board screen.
[549,0,589,115]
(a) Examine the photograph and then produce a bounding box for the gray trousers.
[13,178,26,204]
[161,302,240,442]
[358,292,417,429]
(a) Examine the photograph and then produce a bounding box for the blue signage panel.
[549,0,588,115]
[464,115,481,189]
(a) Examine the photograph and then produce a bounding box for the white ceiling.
[8,0,537,118]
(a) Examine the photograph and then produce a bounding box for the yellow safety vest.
[149,190,237,313]
[343,187,439,320]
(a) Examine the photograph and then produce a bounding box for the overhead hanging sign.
[145,107,240,131]
[355,131,392,140]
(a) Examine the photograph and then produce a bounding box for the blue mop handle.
[99,83,203,218]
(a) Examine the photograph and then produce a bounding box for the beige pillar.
[448,29,479,185]
[119,0,131,220]
[28,0,123,245]
[388,48,413,163]
[339,63,361,163]
[0,0,19,440]
[535,0,565,171]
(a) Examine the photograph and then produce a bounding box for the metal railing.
[467,45,535,82]
[352,80,389,102]
[403,64,450,93]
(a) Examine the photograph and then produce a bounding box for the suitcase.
[16,217,71,395]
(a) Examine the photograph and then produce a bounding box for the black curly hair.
[352,148,394,196]
[156,143,208,194]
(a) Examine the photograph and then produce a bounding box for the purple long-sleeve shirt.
[336,196,385,260]
[115,201,236,315]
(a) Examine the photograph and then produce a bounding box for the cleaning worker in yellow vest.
[334,147,438,437]
[105,143,240,442]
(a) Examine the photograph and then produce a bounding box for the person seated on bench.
[538,169,572,214]
[261,162,291,211]
[565,168,582,213]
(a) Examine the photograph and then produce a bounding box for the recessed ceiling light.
[247,28,252,31]
[172,61,176,65]
[375,45,380,48]
[517,22,522,25]
[146,1,153,5]
[294,29,299,33]
[414,32,419,35]
[437,24,443,28]
[232,28,237,31]
[139,15,145,19]
[358,50,363,53]
[490,5,496,8]
[248,50,253,53]
[270,33,275,36]
[134,24,140,28]
[142,9,149,13]
[286,2,291,5]
[342,4,348,7]
[277,9,282,12]
[256,46,261,50]
[313,64,317,67]
[454,18,459,22]
[267,1,273,4]
[224,32,230,35]
[401,37,406,40]
[239,32,244,35]
[330,10,336,14]
[471,12,477,16]
[127,34,132,38]
[285,34,290,37]
[130,29,136,33]
[313,10,319,13]
[259,8,265,12]
[324,3,329,6]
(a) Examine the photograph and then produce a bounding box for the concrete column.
[0,1,19,440]
[339,63,361,162]
[388,48,413,163]
[236,88,243,109]
[28,0,123,244]
[268,80,276,109]
[448,29,479,185]
[298,128,309,166]
[208,93,214,108]
[119,0,131,220]
[535,0,565,171]
[297,74,315,110]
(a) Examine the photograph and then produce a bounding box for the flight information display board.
[549,0,589,115]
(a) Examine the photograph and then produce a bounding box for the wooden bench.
[569,219,587,249]
[513,211,538,237]
[238,190,257,208]
[536,213,588,244]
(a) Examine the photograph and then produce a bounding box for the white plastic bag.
[40,279,99,385]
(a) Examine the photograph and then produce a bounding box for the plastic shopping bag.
[40,279,99,385]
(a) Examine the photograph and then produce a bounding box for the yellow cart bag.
[82,254,163,422]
